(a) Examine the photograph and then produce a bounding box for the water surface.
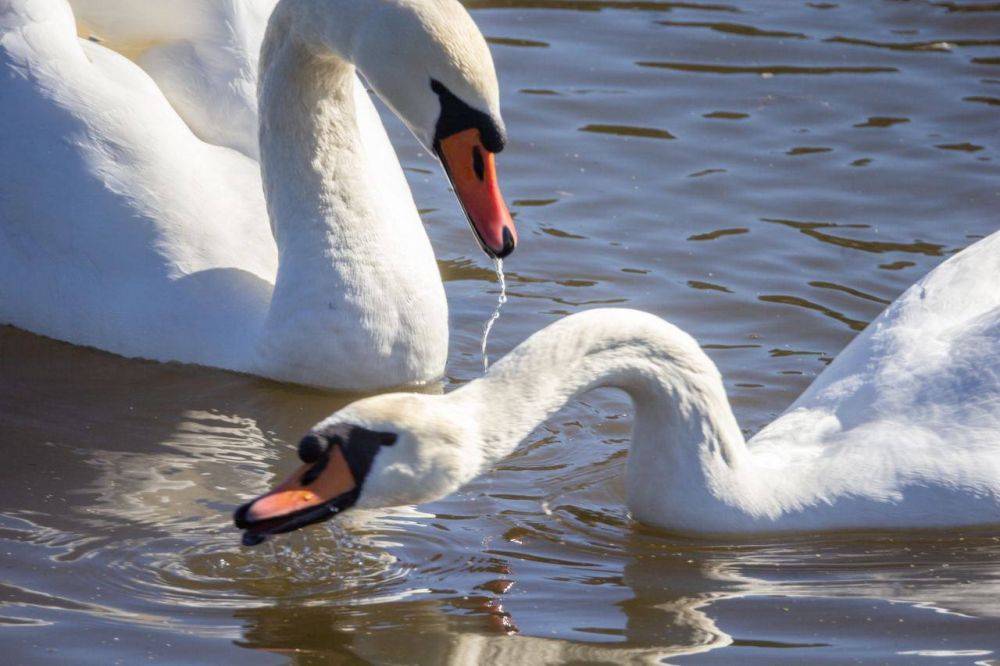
[3,0,999,662]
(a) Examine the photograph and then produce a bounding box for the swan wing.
[68,0,278,158]
[0,0,274,365]
[749,231,1000,501]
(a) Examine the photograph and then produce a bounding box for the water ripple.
[637,61,897,75]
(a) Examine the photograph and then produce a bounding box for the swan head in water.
[351,0,517,258]
[234,393,470,545]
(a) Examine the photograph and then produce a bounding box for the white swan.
[0,0,517,391]
[236,230,1000,540]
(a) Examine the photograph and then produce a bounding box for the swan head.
[351,0,517,258]
[234,393,475,545]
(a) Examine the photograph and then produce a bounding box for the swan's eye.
[298,434,327,464]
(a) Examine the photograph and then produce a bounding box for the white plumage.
[318,230,1000,533]
[0,0,503,390]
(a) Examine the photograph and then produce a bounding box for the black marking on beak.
[234,488,361,546]
[299,452,329,486]
[430,78,506,153]
[472,146,485,181]
[298,434,328,464]
[495,227,516,259]
[232,426,400,546]
[337,427,397,487]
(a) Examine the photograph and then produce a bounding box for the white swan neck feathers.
[251,1,452,388]
[237,231,1000,539]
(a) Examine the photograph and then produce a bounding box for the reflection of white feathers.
[345,506,438,551]
[398,634,718,665]
[361,545,1000,665]
[83,410,278,530]
[736,553,1000,619]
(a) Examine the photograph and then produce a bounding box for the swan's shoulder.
[67,0,277,44]
[751,231,1000,464]
[68,0,279,158]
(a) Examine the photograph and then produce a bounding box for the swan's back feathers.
[750,231,1000,511]
[762,231,1000,425]
[68,0,278,47]
[68,0,279,157]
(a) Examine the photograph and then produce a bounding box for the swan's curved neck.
[257,12,372,276]
[449,311,748,519]
[252,1,446,387]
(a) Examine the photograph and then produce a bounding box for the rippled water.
[3,0,1000,663]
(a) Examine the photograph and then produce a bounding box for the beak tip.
[490,226,516,259]
[233,501,251,529]
[234,502,268,546]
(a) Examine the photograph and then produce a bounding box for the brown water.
[3,0,1000,663]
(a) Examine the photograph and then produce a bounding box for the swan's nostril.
[472,146,485,181]
[298,434,326,463]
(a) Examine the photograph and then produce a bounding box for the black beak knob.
[298,434,327,464]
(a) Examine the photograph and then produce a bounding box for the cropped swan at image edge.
[0,0,516,391]
[236,229,1000,541]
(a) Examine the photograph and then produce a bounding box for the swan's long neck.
[449,310,749,525]
[252,1,447,389]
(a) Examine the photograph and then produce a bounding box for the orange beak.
[233,445,358,546]
[436,128,517,258]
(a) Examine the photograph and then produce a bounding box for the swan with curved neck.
[236,230,1000,540]
[0,0,515,390]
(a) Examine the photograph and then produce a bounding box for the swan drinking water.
[236,230,1000,541]
[0,0,517,390]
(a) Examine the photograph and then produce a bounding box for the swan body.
[238,230,1000,538]
[0,0,515,391]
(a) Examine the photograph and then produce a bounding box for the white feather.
[0,0,498,390]
[326,231,1000,533]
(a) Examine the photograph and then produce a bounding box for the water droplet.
[480,258,507,372]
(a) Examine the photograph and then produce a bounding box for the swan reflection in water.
[230,532,1000,663]
[2,327,998,661]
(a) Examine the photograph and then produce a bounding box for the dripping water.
[480,257,507,372]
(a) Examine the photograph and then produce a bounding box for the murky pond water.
[3,0,1000,663]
